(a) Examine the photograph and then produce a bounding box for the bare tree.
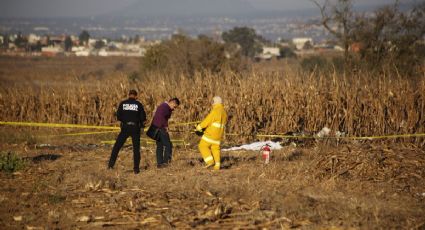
[311,0,355,62]
[312,0,425,74]
[351,1,425,73]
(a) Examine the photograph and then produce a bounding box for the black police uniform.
[108,97,146,173]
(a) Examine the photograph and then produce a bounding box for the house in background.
[27,34,41,44]
[255,46,281,61]
[41,46,64,57]
[349,42,364,53]
[72,46,91,56]
[292,37,313,50]
[49,35,65,46]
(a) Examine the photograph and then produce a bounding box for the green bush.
[141,34,245,76]
[279,47,296,58]
[0,152,26,173]
[222,27,266,58]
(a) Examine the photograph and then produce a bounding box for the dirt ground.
[0,56,424,228]
[0,56,139,85]
[1,136,424,229]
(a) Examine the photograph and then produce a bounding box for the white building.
[75,50,91,57]
[127,48,145,57]
[88,38,97,47]
[41,46,64,56]
[262,47,280,56]
[98,47,145,57]
[125,44,141,52]
[108,41,125,49]
[292,37,314,50]
[28,34,41,44]
[9,34,17,42]
[70,35,79,44]
[71,46,86,52]
[72,46,92,56]
[334,45,344,51]
[255,47,280,60]
[98,49,125,57]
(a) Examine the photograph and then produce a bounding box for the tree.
[311,0,354,62]
[79,30,90,46]
[279,47,296,58]
[94,40,105,50]
[311,0,425,74]
[45,35,52,46]
[222,27,266,58]
[14,32,28,49]
[351,2,425,72]
[64,36,73,51]
[2,34,10,48]
[303,41,314,50]
[141,34,243,76]
[29,41,42,52]
[133,35,141,44]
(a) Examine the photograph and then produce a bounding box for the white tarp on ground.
[223,141,282,151]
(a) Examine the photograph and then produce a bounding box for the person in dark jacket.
[152,98,180,168]
[108,90,146,174]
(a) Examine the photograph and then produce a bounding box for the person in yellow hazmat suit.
[196,96,227,170]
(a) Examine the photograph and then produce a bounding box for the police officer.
[108,89,146,174]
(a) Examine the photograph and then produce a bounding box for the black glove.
[194,124,206,136]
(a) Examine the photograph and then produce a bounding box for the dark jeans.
[108,124,141,172]
[156,129,172,166]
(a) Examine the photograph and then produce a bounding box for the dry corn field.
[1,57,424,144]
[0,57,424,229]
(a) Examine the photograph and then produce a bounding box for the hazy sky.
[0,0,408,18]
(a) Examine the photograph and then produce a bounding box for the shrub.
[0,152,26,173]
[279,47,296,58]
[141,34,245,76]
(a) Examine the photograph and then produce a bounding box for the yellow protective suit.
[196,103,227,170]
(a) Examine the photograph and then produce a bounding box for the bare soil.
[1,139,424,229]
[0,56,139,85]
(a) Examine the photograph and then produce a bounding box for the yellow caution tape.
[0,121,120,130]
[140,137,185,142]
[48,130,425,142]
[226,132,425,140]
[55,130,119,137]
[344,133,425,140]
[0,121,198,130]
[101,138,186,146]
[226,133,319,139]
[1,121,424,140]
[170,121,200,126]
[100,140,185,144]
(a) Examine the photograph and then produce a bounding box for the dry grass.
[0,57,424,145]
[0,142,424,229]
